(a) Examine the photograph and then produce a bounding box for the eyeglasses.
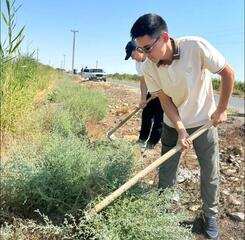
[137,37,160,54]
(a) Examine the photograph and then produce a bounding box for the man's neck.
[157,38,177,67]
[162,39,173,61]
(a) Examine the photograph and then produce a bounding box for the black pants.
[139,93,163,145]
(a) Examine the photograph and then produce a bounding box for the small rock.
[228,212,244,222]
[224,169,237,176]
[189,205,200,212]
[186,153,197,160]
[226,155,236,163]
[148,180,154,185]
[229,176,236,181]
[177,167,199,184]
[173,193,180,203]
[232,177,240,182]
[222,165,229,170]
[228,196,241,206]
[232,161,240,168]
[177,173,187,183]
[222,189,230,196]
[232,146,243,156]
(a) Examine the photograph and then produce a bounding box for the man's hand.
[211,109,227,126]
[177,129,192,150]
[139,99,147,108]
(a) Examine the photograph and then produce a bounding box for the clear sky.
[1,0,244,81]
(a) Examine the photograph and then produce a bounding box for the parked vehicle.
[81,68,106,82]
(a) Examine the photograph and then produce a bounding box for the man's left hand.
[211,109,227,126]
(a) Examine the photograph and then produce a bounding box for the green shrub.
[108,73,140,82]
[1,57,61,133]
[212,78,244,96]
[53,79,107,121]
[85,190,192,240]
[212,78,220,91]
[30,105,86,138]
[0,191,193,240]
[1,137,135,218]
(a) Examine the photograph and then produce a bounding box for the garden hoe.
[106,97,154,140]
[106,111,244,140]
[89,120,213,217]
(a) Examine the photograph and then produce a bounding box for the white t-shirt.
[143,36,226,129]
[135,61,144,76]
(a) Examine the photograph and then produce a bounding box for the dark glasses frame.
[136,36,160,54]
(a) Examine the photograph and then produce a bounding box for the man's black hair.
[130,13,168,39]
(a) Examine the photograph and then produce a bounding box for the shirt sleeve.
[141,60,162,93]
[143,71,161,93]
[135,62,143,76]
[197,37,226,73]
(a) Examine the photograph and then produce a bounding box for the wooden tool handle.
[107,97,155,139]
[91,121,213,215]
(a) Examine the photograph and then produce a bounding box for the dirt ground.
[79,78,244,240]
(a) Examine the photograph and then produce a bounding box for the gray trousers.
[159,123,219,217]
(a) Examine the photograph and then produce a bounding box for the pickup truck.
[81,68,106,82]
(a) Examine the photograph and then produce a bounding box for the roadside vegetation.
[212,78,244,96]
[109,73,245,97]
[0,1,193,239]
[108,73,140,82]
[1,75,192,239]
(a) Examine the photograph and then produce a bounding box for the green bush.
[24,76,107,138]
[30,105,86,138]
[1,57,61,133]
[1,136,135,218]
[212,78,221,91]
[84,191,192,240]
[212,78,244,96]
[0,191,193,240]
[108,73,140,82]
[53,79,107,121]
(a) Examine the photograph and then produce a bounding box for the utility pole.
[95,59,98,69]
[63,54,66,70]
[71,30,78,72]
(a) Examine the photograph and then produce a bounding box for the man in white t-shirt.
[125,40,163,149]
[130,14,234,239]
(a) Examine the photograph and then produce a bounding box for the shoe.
[202,213,219,239]
[191,215,204,235]
[136,139,147,149]
[145,142,155,150]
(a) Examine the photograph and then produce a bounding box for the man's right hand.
[177,129,192,150]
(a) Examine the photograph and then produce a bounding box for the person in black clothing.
[125,41,163,149]
[139,92,163,149]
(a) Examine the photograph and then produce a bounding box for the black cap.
[125,40,137,60]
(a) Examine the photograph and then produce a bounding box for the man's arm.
[211,64,235,126]
[154,90,191,149]
[139,76,148,108]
